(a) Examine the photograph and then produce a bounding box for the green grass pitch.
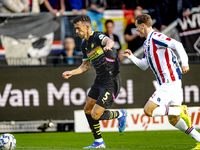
[12,130,199,150]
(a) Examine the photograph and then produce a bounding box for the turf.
[12,130,199,150]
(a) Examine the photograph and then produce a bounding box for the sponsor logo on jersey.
[91,43,94,48]
[87,46,104,60]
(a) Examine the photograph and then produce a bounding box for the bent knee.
[143,100,158,117]
[144,107,153,117]
[91,112,101,120]
[84,106,91,114]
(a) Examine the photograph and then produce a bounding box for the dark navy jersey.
[81,31,120,80]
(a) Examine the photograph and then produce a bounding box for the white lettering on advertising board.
[0,81,199,107]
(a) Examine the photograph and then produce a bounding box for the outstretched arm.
[123,49,149,70]
[102,37,114,52]
[62,60,90,79]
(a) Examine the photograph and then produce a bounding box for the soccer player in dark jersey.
[62,15,127,149]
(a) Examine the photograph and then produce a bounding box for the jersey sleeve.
[97,32,107,46]
[152,33,189,67]
[128,53,149,70]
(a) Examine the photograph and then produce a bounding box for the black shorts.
[88,74,121,109]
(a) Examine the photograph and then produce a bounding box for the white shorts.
[149,80,183,106]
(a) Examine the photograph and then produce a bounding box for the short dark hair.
[135,14,152,27]
[73,15,91,25]
[105,19,114,26]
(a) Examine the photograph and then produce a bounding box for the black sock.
[85,114,102,139]
[99,110,119,120]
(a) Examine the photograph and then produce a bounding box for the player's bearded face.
[74,21,87,39]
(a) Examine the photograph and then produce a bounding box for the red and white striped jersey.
[129,29,189,85]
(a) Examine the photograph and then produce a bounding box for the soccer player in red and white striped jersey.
[123,14,200,150]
